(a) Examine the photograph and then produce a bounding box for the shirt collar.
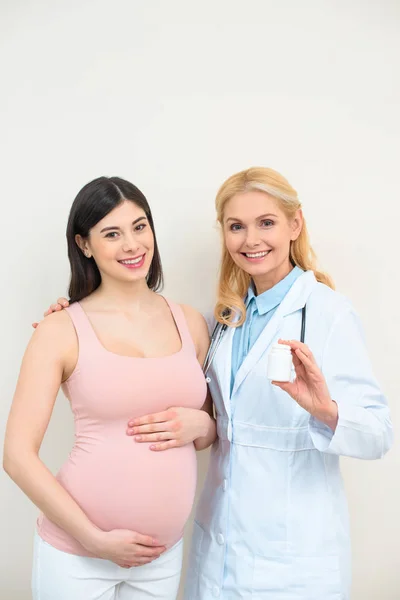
[245,266,304,315]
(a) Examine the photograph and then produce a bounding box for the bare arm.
[181,304,217,451]
[4,312,164,566]
[4,313,101,548]
[193,387,217,451]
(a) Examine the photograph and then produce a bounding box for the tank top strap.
[164,298,196,356]
[65,302,100,349]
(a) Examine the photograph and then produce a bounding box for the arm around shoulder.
[180,304,210,365]
[180,304,217,450]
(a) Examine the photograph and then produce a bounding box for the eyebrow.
[100,216,147,233]
[225,213,278,223]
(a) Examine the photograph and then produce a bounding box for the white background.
[1,1,399,598]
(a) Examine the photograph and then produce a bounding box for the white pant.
[32,532,183,600]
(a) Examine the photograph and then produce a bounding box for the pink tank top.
[37,299,207,556]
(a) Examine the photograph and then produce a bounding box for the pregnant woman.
[3,176,212,600]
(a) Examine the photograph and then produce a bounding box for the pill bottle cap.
[271,343,291,353]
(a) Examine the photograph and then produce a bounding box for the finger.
[291,351,303,369]
[150,439,178,452]
[128,555,160,566]
[272,381,297,396]
[128,410,175,427]
[133,533,162,547]
[134,432,173,443]
[130,556,158,568]
[43,304,62,317]
[294,348,320,374]
[134,544,166,556]
[32,322,39,329]
[281,339,314,360]
[57,297,70,307]
[127,422,173,435]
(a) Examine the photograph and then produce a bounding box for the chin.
[235,259,275,278]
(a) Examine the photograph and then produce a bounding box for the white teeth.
[120,256,143,265]
[245,251,270,258]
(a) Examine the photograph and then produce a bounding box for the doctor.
[180,167,392,600]
[39,167,392,599]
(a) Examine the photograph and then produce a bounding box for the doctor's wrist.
[313,400,338,432]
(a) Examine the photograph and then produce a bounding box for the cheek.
[90,240,118,262]
[224,232,242,255]
[268,228,291,251]
[144,233,155,256]
[224,236,246,268]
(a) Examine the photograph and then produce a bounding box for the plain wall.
[1,1,399,598]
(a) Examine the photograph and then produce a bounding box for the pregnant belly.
[54,435,198,549]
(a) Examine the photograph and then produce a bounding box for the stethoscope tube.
[203,305,307,379]
[203,322,227,378]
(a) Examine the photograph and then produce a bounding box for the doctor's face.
[223,190,302,291]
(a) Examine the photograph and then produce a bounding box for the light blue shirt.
[231,266,303,394]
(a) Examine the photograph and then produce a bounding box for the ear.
[290,209,303,241]
[75,234,91,258]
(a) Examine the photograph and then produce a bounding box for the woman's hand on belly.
[126,407,211,451]
[87,528,166,568]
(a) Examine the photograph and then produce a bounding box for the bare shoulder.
[32,310,77,352]
[180,304,210,361]
[180,304,209,337]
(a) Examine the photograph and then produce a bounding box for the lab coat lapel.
[231,271,318,397]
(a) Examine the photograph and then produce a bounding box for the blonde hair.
[214,167,334,327]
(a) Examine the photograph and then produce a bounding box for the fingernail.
[135,436,142,441]
[150,445,156,450]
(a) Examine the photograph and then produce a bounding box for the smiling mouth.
[118,254,146,267]
[241,250,271,259]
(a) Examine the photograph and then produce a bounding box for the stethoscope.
[203,304,307,381]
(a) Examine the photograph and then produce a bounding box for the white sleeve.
[309,306,393,459]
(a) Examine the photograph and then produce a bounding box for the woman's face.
[77,200,155,285]
[223,190,302,291]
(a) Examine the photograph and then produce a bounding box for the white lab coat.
[184,270,392,600]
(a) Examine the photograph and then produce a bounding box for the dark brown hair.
[66,176,163,302]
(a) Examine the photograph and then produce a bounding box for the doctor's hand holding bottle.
[273,339,339,431]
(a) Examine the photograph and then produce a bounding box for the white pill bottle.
[267,343,293,382]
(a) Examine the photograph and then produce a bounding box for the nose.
[121,232,140,254]
[244,227,261,249]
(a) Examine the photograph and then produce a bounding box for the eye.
[229,223,243,232]
[105,231,119,238]
[261,219,274,227]
[135,223,147,232]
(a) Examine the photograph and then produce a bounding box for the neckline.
[75,296,185,360]
[247,266,303,315]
